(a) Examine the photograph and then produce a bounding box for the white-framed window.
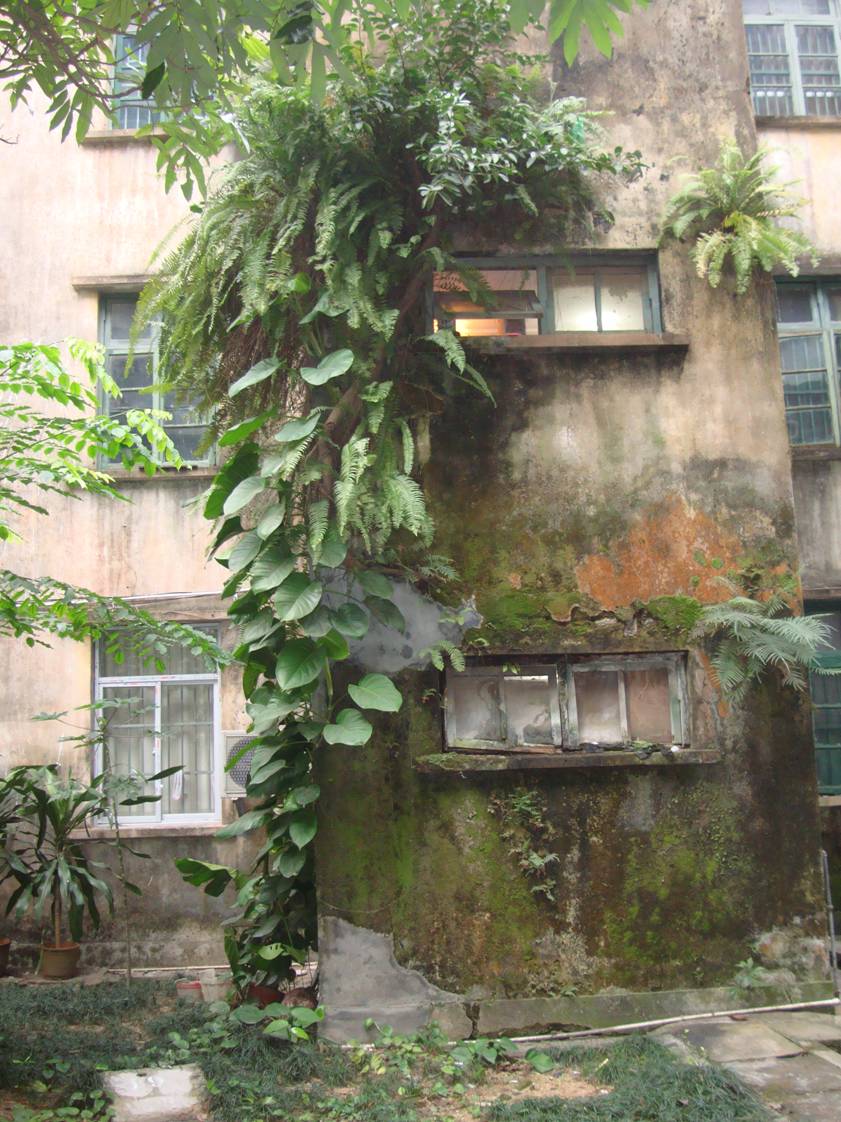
[100,294,213,466]
[113,33,163,130]
[445,654,688,754]
[94,626,222,824]
[431,255,662,339]
[743,0,841,118]
[775,278,841,446]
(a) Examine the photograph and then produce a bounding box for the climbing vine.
[164,0,642,991]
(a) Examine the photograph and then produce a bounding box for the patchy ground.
[0,978,775,1122]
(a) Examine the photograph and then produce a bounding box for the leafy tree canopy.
[0,0,649,194]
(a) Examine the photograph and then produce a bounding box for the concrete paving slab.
[756,1013,841,1047]
[654,1019,802,1063]
[102,1066,207,1122]
[726,1054,841,1097]
[774,1091,841,1120]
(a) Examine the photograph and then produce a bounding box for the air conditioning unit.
[223,732,258,797]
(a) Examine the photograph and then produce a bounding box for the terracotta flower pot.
[176,979,204,1003]
[39,943,81,979]
[246,983,283,1008]
[0,938,10,977]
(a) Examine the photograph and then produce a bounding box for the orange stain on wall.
[575,496,753,611]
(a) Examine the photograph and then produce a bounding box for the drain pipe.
[508,996,841,1047]
[822,848,840,997]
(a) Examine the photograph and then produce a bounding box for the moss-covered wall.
[315,0,828,1013]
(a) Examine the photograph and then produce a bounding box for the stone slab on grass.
[655,1019,801,1063]
[726,1054,841,1097]
[103,1066,207,1122]
[774,1091,841,1120]
[756,1012,841,1047]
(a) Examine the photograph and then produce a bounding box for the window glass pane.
[503,675,554,747]
[99,626,215,678]
[103,686,157,817]
[796,25,841,116]
[449,674,504,742]
[106,298,153,343]
[434,270,540,337]
[827,287,841,321]
[106,352,154,390]
[746,25,795,115]
[600,271,647,331]
[625,668,673,744]
[743,0,772,12]
[811,610,841,650]
[574,670,622,744]
[165,425,211,461]
[161,683,214,815]
[552,272,598,331]
[776,284,816,323]
[114,35,163,131]
[780,333,834,444]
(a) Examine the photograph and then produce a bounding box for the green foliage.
[0,0,649,196]
[661,140,819,295]
[0,339,227,669]
[164,0,642,993]
[489,788,560,903]
[1,764,166,946]
[697,589,840,702]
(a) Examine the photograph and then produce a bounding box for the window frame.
[444,653,688,755]
[93,626,223,826]
[744,1,841,118]
[112,33,164,131]
[431,254,663,338]
[775,278,841,447]
[99,293,215,468]
[806,602,841,795]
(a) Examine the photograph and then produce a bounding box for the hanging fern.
[698,589,838,701]
[661,141,819,295]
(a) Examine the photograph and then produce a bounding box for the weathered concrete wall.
[0,96,246,966]
[315,0,830,1039]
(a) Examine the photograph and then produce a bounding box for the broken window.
[100,294,213,465]
[95,625,221,823]
[431,255,660,338]
[445,654,687,753]
[744,0,841,117]
[775,279,841,446]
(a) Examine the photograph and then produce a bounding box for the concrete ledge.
[416,748,722,774]
[82,129,167,145]
[470,331,690,354]
[475,984,836,1037]
[756,116,841,130]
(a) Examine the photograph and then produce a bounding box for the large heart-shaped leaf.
[298,607,333,637]
[203,443,259,519]
[358,570,393,599]
[227,532,263,572]
[301,348,354,386]
[278,849,306,877]
[323,708,373,746]
[246,695,298,734]
[317,528,347,568]
[317,629,349,660]
[274,573,323,621]
[223,476,266,516]
[216,808,270,838]
[348,673,403,713]
[275,411,322,443]
[275,640,324,690]
[250,548,297,592]
[331,603,369,639]
[219,409,274,448]
[229,357,280,397]
[256,500,287,539]
[289,808,318,848]
[365,594,406,633]
[239,609,281,646]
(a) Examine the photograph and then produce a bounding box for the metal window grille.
[744,1,841,116]
[444,654,687,754]
[94,625,222,824]
[776,279,841,447]
[113,34,164,130]
[431,255,662,338]
[100,294,213,466]
[806,605,841,794]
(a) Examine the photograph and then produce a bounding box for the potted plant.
[3,766,115,979]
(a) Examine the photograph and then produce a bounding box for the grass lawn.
[0,979,773,1122]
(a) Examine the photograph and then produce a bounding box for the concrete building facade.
[0,0,839,1030]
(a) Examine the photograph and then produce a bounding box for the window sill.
[790,444,841,463]
[107,467,217,483]
[72,823,224,840]
[416,747,721,774]
[819,795,841,807]
[81,129,167,146]
[468,332,689,354]
[756,115,841,130]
